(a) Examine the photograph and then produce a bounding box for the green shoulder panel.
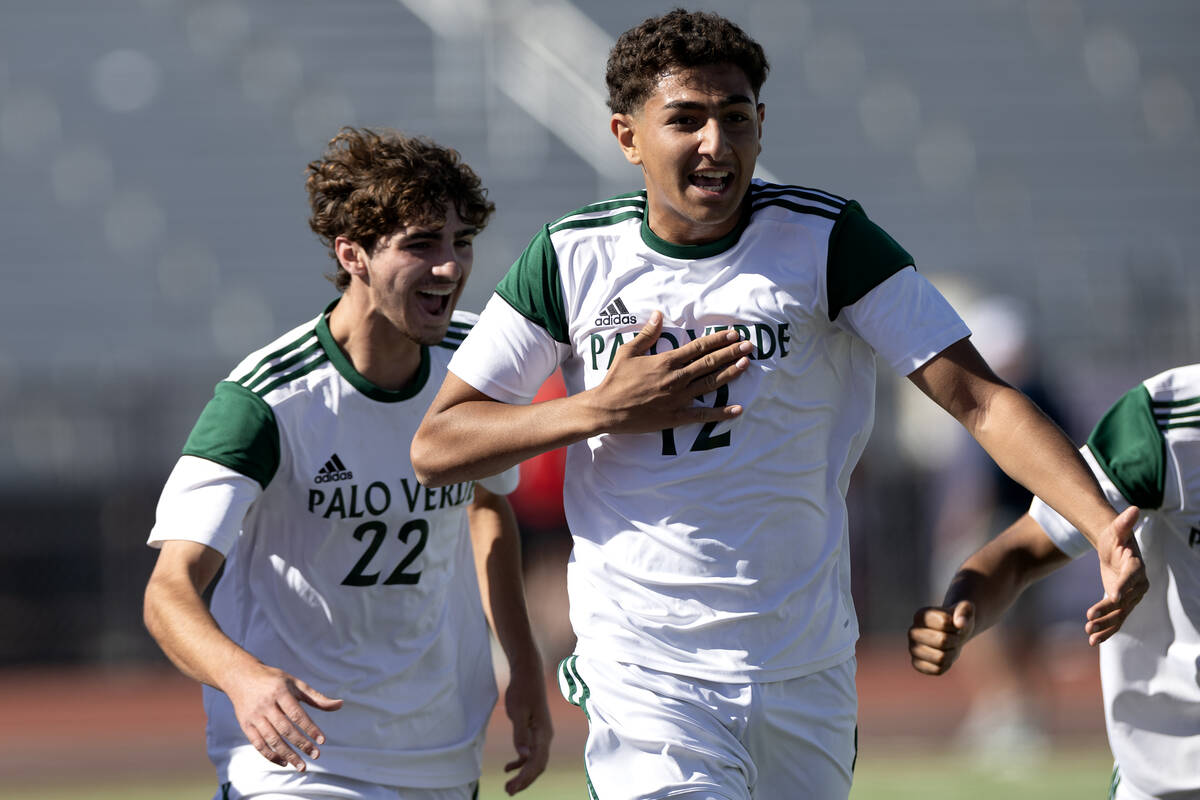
[182,380,281,489]
[495,225,570,343]
[1086,385,1165,509]
[826,201,915,320]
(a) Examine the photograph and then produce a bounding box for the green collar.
[315,298,430,402]
[638,193,752,259]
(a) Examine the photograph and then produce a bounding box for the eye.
[455,238,474,249]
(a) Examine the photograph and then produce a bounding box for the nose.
[697,117,730,159]
[431,242,465,281]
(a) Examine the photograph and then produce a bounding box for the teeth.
[694,169,731,178]
[418,286,455,296]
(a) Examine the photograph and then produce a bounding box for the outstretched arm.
[412,311,753,487]
[468,486,552,795]
[143,540,343,770]
[909,338,1147,616]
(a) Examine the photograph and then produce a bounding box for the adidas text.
[595,313,638,326]
[315,470,353,483]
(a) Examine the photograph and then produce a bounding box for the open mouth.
[416,285,455,317]
[689,168,733,194]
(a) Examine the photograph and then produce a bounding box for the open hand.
[1090,506,1146,646]
[225,663,344,770]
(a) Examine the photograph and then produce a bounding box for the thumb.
[293,680,344,711]
[627,310,663,356]
[1112,506,1140,545]
[952,600,975,634]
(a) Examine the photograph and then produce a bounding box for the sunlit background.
[1,0,1197,792]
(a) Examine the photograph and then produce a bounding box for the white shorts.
[558,655,858,800]
[215,767,477,800]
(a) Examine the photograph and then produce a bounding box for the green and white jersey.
[148,301,517,789]
[450,181,969,682]
[1030,364,1200,800]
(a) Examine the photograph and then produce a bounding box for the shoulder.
[224,313,331,404]
[545,191,647,240]
[748,180,848,224]
[1085,367,1200,509]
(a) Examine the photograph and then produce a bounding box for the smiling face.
[612,63,764,246]
[337,207,475,347]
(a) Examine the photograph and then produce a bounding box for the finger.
[248,718,305,770]
[908,641,956,667]
[292,679,345,711]
[504,728,550,795]
[626,311,664,356]
[276,696,325,756]
[951,600,975,635]
[266,707,318,764]
[687,352,753,400]
[680,339,754,386]
[1085,607,1125,634]
[907,624,955,648]
[911,607,957,632]
[910,657,948,676]
[662,327,743,369]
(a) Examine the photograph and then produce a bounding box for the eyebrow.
[662,94,755,110]
[406,227,479,240]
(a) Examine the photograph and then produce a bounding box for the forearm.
[144,565,258,691]
[943,514,1069,638]
[468,492,542,671]
[414,385,600,487]
[966,387,1114,547]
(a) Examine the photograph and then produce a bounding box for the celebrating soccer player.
[143,128,550,799]
[411,11,1145,798]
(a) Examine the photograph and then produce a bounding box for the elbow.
[410,430,452,488]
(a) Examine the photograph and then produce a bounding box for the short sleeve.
[836,267,971,375]
[147,455,262,555]
[448,294,567,405]
[1086,384,1166,510]
[826,201,915,320]
[182,380,281,489]
[495,226,570,343]
[478,465,521,496]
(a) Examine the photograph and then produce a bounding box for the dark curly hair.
[305,128,495,291]
[605,9,769,115]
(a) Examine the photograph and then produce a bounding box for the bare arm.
[143,540,343,770]
[909,513,1070,675]
[908,338,1147,610]
[909,505,1139,674]
[468,486,551,795]
[412,311,753,486]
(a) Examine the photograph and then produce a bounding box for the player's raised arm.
[909,513,1072,675]
[907,338,1148,618]
[144,540,343,770]
[411,311,753,487]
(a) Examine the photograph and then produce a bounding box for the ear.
[756,103,765,153]
[611,113,642,166]
[334,236,370,281]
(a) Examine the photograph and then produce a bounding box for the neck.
[326,290,422,392]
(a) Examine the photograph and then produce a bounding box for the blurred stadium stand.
[0,0,1196,666]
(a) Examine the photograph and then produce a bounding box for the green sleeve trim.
[494,226,570,343]
[182,380,281,489]
[1086,385,1165,509]
[826,201,915,320]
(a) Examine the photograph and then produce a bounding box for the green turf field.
[6,748,1114,800]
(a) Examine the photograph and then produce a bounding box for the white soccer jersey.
[1030,364,1200,800]
[450,181,969,682]
[148,302,517,790]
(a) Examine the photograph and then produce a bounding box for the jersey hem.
[572,641,858,685]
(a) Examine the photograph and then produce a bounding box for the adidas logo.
[314,453,353,483]
[595,297,638,327]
